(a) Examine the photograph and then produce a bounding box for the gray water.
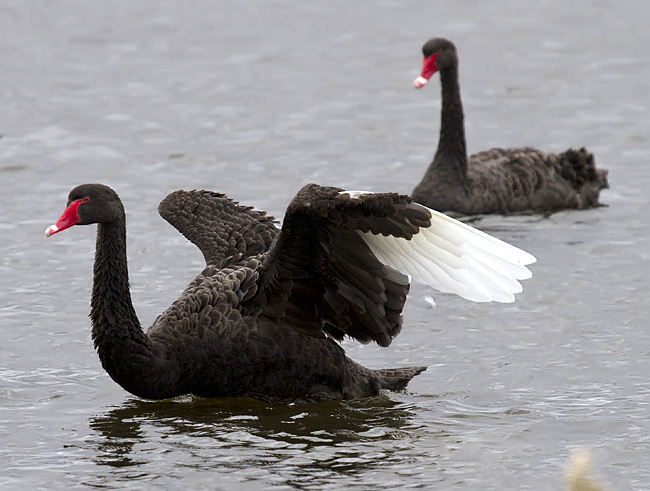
[1,0,648,489]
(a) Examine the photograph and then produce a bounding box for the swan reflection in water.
[89,395,423,474]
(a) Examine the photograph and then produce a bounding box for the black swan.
[411,37,609,215]
[45,183,535,402]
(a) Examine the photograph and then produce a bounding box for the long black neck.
[412,61,470,207]
[90,216,158,397]
[434,63,468,183]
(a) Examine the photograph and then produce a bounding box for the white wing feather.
[358,206,536,303]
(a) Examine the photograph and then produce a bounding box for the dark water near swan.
[1,1,648,489]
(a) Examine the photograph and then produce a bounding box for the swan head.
[45,183,123,237]
[414,37,458,88]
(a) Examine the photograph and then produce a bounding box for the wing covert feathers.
[159,189,278,267]
[159,184,535,351]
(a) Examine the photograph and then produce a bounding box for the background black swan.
[411,37,609,215]
[46,183,535,402]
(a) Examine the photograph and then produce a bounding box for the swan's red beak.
[45,199,82,237]
[413,53,439,88]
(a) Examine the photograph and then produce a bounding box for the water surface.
[1,1,649,489]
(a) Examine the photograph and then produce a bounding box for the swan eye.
[82,196,91,203]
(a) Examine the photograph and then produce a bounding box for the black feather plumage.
[51,183,431,402]
[412,37,609,215]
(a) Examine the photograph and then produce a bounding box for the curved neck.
[434,64,468,181]
[90,218,156,396]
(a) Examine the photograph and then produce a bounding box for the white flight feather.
[412,232,522,301]
[371,234,502,302]
[358,206,536,303]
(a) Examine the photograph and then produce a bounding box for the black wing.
[240,183,433,347]
[159,190,279,268]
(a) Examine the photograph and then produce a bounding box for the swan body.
[46,183,535,402]
[412,37,609,215]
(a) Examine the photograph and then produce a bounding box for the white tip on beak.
[413,76,429,88]
[45,224,58,237]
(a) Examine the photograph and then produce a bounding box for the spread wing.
[158,190,279,268]
[241,183,536,347]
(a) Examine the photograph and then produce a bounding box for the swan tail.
[359,204,536,303]
[559,148,608,190]
[558,147,609,207]
[375,366,428,391]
